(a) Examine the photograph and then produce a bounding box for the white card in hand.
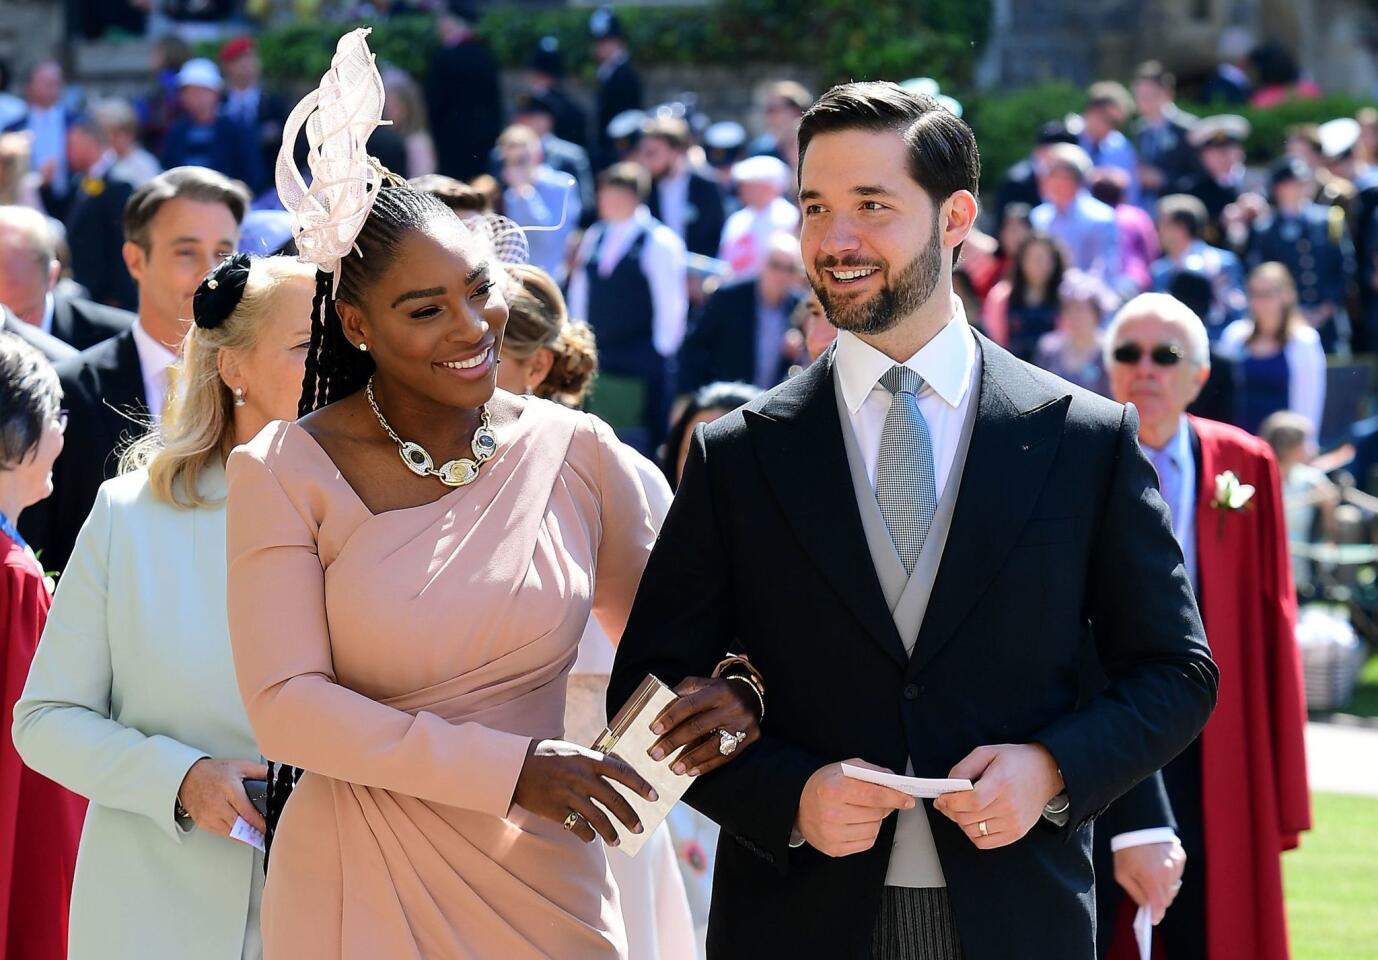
[840,764,974,798]
[1134,904,1152,960]
[230,816,266,853]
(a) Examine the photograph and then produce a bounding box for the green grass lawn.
[1285,792,1378,960]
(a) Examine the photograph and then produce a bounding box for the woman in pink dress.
[226,32,760,958]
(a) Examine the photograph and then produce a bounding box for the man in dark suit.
[1174,115,1249,249]
[58,115,139,309]
[589,7,642,170]
[219,37,288,193]
[1132,62,1199,209]
[426,5,504,183]
[161,59,264,194]
[679,232,804,392]
[19,167,247,572]
[523,36,589,150]
[0,203,133,350]
[638,115,728,260]
[608,82,1217,960]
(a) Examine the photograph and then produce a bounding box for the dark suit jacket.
[49,293,135,351]
[19,329,149,572]
[0,309,77,364]
[648,169,727,259]
[608,338,1218,959]
[61,174,138,310]
[161,114,264,193]
[595,59,642,167]
[678,278,798,392]
[426,39,504,182]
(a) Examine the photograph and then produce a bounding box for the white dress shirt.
[567,206,688,358]
[26,104,67,196]
[130,319,179,421]
[833,298,978,496]
[39,292,55,336]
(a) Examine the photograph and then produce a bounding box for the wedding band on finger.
[717,729,747,757]
[978,820,990,838]
[562,810,583,832]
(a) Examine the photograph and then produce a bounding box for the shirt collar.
[1144,414,1192,469]
[39,292,54,335]
[131,318,179,375]
[834,296,976,416]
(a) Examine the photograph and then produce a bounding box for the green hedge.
[237,1,989,92]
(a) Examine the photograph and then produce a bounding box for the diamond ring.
[562,811,583,831]
[717,729,747,757]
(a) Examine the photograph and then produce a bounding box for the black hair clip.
[193,253,253,330]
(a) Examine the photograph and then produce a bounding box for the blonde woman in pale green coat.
[12,255,315,959]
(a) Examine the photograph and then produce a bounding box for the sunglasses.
[1111,342,1185,366]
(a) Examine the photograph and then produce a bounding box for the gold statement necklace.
[366,376,498,487]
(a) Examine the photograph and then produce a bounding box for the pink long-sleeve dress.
[225,399,659,959]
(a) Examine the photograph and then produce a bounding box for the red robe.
[1112,417,1311,960]
[0,530,86,960]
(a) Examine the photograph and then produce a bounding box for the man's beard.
[811,215,943,336]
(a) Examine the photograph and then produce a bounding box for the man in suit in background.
[0,204,133,350]
[59,115,139,310]
[3,60,72,211]
[161,59,264,194]
[507,92,595,218]
[679,231,804,392]
[20,167,247,572]
[609,81,1217,959]
[426,4,503,183]
[1098,295,1310,960]
[639,115,727,260]
[590,7,642,170]
[219,37,287,194]
[523,35,588,150]
[1132,61,1198,210]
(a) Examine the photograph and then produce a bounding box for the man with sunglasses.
[1098,293,1310,960]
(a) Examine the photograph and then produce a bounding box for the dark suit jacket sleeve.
[1100,770,1177,838]
[607,425,822,873]
[1034,403,1218,829]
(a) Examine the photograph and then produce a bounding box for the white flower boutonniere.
[1211,470,1255,537]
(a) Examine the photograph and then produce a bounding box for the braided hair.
[297,184,458,416]
[265,185,458,864]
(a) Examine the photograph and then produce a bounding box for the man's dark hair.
[1157,194,1208,239]
[123,166,250,250]
[797,81,979,261]
[598,161,650,201]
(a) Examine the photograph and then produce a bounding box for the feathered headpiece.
[276,28,390,292]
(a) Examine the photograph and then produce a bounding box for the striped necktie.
[876,365,938,575]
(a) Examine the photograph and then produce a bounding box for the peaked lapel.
[744,351,909,667]
[908,335,1071,676]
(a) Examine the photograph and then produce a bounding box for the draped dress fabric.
[225,399,659,959]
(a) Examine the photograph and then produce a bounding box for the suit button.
[903,684,920,701]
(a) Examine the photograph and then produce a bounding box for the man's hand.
[177,758,270,837]
[933,743,1063,849]
[1115,840,1186,925]
[794,760,914,858]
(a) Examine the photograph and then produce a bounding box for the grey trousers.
[872,886,964,960]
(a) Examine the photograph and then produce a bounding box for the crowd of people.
[0,7,1351,960]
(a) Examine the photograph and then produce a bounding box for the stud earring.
[233,386,246,407]
[358,342,368,352]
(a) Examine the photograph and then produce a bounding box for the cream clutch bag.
[590,675,698,856]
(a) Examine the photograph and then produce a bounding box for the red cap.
[219,36,255,63]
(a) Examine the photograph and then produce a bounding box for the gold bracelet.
[724,673,765,722]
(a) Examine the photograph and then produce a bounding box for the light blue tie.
[876,366,938,575]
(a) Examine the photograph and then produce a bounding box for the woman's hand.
[512,740,658,846]
[646,676,761,778]
[176,758,270,836]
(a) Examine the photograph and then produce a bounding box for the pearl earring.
[233,386,246,407]
[358,342,368,353]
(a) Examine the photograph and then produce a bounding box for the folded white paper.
[840,764,974,798]
[230,816,266,852]
[1134,904,1152,960]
